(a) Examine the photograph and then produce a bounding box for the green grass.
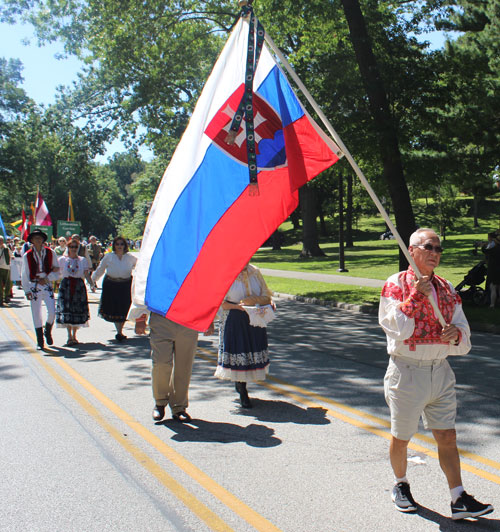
[264,277,381,307]
[252,199,500,327]
[255,235,489,286]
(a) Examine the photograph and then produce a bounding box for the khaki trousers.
[150,313,198,414]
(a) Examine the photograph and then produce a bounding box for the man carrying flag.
[129,4,340,421]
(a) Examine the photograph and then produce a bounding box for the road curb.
[273,292,500,335]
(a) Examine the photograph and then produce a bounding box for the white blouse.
[92,252,137,282]
[225,264,271,302]
[58,256,89,279]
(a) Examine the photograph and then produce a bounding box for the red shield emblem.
[205,84,286,169]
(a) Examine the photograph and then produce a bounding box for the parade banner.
[30,224,53,241]
[57,220,81,238]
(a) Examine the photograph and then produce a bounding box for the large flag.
[133,16,341,331]
[35,190,52,226]
[67,191,75,222]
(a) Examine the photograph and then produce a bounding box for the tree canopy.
[0,0,498,242]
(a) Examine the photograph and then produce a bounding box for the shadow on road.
[161,418,281,447]
[239,399,330,425]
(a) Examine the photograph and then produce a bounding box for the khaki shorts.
[384,355,457,440]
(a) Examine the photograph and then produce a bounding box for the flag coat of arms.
[133,17,341,331]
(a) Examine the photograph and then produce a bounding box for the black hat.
[27,229,48,243]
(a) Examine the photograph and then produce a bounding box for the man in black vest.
[21,230,60,349]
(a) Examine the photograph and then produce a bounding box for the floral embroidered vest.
[382,267,461,351]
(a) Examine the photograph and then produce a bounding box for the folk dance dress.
[56,256,90,328]
[215,264,273,382]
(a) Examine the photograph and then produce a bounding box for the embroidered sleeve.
[381,282,402,301]
[399,288,426,318]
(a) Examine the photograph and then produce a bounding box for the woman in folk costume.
[21,230,60,350]
[91,236,137,342]
[215,263,274,408]
[56,238,91,346]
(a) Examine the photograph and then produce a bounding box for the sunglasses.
[115,243,125,246]
[415,244,443,254]
[68,245,79,249]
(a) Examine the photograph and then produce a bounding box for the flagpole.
[263,29,447,327]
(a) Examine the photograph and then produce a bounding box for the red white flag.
[35,191,52,226]
[21,208,30,241]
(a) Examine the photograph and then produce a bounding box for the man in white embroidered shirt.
[379,228,493,520]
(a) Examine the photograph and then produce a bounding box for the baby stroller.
[455,261,487,306]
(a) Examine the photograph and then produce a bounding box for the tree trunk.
[290,208,301,229]
[270,230,281,250]
[299,185,325,257]
[345,172,354,247]
[341,0,416,270]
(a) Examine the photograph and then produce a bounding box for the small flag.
[67,191,75,222]
[35,190,52,226]
[133,16,341,331]
[21,208,30,241]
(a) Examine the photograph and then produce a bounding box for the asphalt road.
[1,286,499,532]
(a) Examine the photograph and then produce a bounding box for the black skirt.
[215,309,270,382]
[56,277,90,327]
[98,275,132,322]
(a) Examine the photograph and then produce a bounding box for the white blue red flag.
[133,17,342,331]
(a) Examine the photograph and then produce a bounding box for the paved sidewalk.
[260,267,384,288]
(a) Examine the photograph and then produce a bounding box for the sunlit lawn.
[253,202,500,326]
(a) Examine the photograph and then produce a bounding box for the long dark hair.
[112,236,129,253]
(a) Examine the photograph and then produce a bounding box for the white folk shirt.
[379,267,471,361]
[92,252,137,283]
[224,264,271,303]
[58,255,90,279]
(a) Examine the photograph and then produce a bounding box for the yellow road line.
[4,310,282,532]
[3,313,232,532]
[198,348,500,485]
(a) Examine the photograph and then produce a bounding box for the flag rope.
[226,3,265,190]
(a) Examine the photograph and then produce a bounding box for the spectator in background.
[86,236,103,292]
[54,237,67,257]
[0,236,12,306]
[10,243,23,287]
[483,232,500,308]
